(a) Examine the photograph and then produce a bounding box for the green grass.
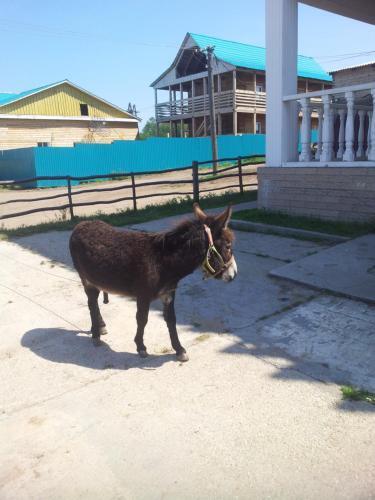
[341,386,375,405]
[0,190,257,239]
[232,208,374,238]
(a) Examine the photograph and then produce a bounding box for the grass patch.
[232,208,374,238]
[341,386,375,405]
[0,190,257,239]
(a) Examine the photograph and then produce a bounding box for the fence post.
[192,161,199,203]
[66,176,75,220]
[237,156,244,195]
[131,173,137,211]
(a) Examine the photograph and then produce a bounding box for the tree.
[139,117,169,139]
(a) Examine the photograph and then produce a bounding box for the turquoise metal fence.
[0,134,265,188]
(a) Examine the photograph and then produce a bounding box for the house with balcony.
[151,33,332,138]
[260,0,375,222]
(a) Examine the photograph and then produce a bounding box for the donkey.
[69,203,237,362]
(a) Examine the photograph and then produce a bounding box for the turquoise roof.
[189,33,332,82]
[0,80,67,107]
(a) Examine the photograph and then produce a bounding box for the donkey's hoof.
[92,337,102,347]
[177,352,189,362]
[138,350,148,358]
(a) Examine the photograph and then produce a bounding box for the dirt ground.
[1,212,374,499]
[0,165,258,229]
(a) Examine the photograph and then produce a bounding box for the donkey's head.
[193,203,238,282]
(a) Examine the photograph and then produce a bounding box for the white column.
[320,95,334,162]
[369,90,375,161]
[343,91,355,162]
[336,109,346,160]
[367,110,373,159]
[299,98,312,161]
[265,0,298,166]
[356,110,366,159]
[315,107,323,160]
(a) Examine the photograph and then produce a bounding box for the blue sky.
[1,0,374,128]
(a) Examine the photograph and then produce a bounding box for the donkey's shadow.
[21,327,175,371]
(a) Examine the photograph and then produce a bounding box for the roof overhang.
[300,0,375,25]
[0,114,139,123]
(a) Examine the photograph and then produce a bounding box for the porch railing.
[283,82,375,165]
[156,90,267,121]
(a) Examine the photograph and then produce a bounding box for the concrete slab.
[270,234,375,304]
[1,222,375,499]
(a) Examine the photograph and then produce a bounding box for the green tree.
[139,117,169,139]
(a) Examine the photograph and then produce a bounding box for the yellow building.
[0,80,139,150]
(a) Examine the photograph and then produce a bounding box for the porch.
[261,0,375,222]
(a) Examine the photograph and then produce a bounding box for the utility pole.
[206,46,218,173]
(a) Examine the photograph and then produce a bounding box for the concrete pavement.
[1,213,374,499]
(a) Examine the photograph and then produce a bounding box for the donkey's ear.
[214,205,232,229]
[193,202,207,222]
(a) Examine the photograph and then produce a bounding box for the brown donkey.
[69,203,237,362]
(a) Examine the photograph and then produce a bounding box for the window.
[256,85,264,93]
[37,142,49,147]
[256,122,262,134]
[80,103,89,116]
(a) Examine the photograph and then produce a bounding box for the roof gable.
[151,32,332,85]
[0,80,139,120]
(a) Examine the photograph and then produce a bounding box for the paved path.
[271,234,375,303]
[1,214,374,499]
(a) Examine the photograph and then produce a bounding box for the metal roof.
[0,80,140,120]
[329,60,375,73]
[189,33,332,81]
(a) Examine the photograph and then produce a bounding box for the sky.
[0,0,374,128]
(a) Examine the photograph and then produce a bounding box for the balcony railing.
[155,90,266,121]
[283,82,375,166]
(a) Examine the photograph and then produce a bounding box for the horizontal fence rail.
[0,155,262,222]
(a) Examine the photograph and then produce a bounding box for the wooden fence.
[0,155,260,221]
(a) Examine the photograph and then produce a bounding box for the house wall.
[0,118,139,150]
[0,83,129,118]
[331,65,375,87]
[258,166,375,222]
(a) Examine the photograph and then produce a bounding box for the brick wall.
[331,65,375,87]
[258,167,375,222]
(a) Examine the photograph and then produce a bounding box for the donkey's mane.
[153,218,205,251]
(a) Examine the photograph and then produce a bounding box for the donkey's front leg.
[162,292,188,362]
[134,297,150,358]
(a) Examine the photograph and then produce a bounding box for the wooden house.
[151,33,332,137]
[0,80,139,150]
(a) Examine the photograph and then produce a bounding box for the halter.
[201,224,234,279]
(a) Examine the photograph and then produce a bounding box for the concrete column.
[368,90,375,160]
[343,91,355,162]
[356,110,366,159]
[265,0,298,166]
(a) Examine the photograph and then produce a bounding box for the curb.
[230,219,349,243]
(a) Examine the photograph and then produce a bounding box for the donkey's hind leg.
[134,297,150,358]
[84,285,107,346]
[162,292,188,362]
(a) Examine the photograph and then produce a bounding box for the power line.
[0,18,178,49]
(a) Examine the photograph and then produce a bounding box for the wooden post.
[207,46,218,172]
[131,173,137,211]
[192,161,199,202]
[237,157,243,195]
[66,176,74,220]
[233,70,237,135]
[154,89,159,137]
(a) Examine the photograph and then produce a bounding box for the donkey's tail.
[103,292,109,304]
